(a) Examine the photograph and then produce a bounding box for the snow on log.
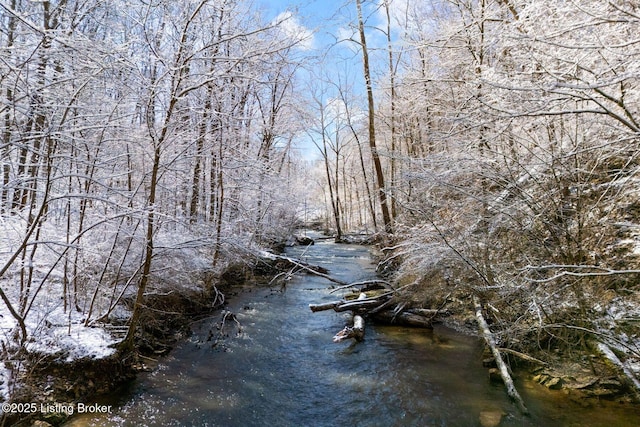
[333,315,365,342]
[333,293,367,342]
[333,294,392,312]
[473,295,529,415]
[309,293,392,313]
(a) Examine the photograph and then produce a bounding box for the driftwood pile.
[309,282,441,342]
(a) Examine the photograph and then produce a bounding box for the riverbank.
[50,238,640,426]
[287,232,640,405]
[392,287,640,405]
[2,254,287,427]
[5,290,218,426]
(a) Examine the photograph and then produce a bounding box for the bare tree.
[355,0,393,234]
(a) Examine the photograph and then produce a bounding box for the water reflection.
[65,240,640,427]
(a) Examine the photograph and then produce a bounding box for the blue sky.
[252,0,358,161]
[254,0,396,56]
[255,0,353,58]
[255,0,344,31]
[253,0,401,160]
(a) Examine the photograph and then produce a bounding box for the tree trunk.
[1,0,16,213]
[121,145,161,352]
[383,0,398,220]
[189,98,210,222]
[356,0,392,234]
[333,314,365,342]
[322,123,343,240]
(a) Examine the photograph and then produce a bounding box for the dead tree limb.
[372,310,433,328]
[329,279,395,294]
[333,294,367,342]
[309,301,341,312]
[597,342,640,399]
[258,251,346,286]
[497,348,547,366]
[473,295,529,415]
[368,297,396,315]
[333,314,365,342]
[333,293,393,312]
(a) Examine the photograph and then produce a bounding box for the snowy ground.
[0,216,115,401]
[0,211,232,403]
[0,283,121,401]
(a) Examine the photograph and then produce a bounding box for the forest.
[1,0,639,420]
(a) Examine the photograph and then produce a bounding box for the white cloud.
[336,26,355,44]
[274,11,315,50]
[376,0,409,32]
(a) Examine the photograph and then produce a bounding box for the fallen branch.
[309,301,341,312]
[497,348,547,366]
[209,310,243,349]
[368,298,396,315]
[220,310,242,335]
[473,295,529,415]
[333,293,367,342]
[329,279,394,294]
[333,315,365,342]
[333,293,393,312]
[310,293,392,313]
[371,310,433,328]
[597,342,640,399]
[258,251,345,285]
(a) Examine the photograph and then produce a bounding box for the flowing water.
[65,237,640,426]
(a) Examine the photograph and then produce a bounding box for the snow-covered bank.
[0,206,301,426]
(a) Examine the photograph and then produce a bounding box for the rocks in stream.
[479,410,505,427]
[532,370,629,398]
[284,234,314,247]
[534,374,564,390]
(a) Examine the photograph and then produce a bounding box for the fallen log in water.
[256,251,345,284]
[333,314,365,342]
[473,295,529,415]
[333,294,368,342]
[334,293,393,312]
[371,310,434,328]
[309,292,392,313]
[309,301,341,312]
[329,279,395,294]
[311,288,436,342]
[271,252,434,342]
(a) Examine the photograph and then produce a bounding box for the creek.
[65,237,640,426]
